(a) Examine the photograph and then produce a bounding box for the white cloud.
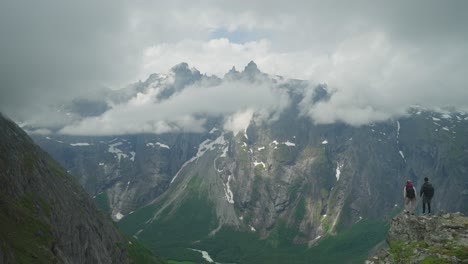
[223,109,254,136]
[60,77,289,135]
[26,128,53,135]
[299,32,468,125]
[2,0,467,128]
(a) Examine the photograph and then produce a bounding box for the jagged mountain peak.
[243,60,261,74]
[224,65,241,80]
[224,61,263,81]
[170,62,201,77]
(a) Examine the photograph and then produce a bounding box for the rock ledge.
[367,212,468,264]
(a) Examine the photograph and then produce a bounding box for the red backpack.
[406,184,415,198]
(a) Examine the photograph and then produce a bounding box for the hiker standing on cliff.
[420,177,435,215]
[404,180,417,215]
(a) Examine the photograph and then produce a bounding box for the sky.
[1,0,467,134]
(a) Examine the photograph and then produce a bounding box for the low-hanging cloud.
[299,32,468,125]
[60,78,290,135]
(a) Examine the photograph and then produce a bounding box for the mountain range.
[23,62,468,263]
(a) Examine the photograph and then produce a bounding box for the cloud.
[60,77,290,135]
[141,38,329,81]
[1,0,467,128]
[223,109,254,136]
[300,32,468,125]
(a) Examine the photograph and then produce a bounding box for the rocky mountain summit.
[367,212,468,264]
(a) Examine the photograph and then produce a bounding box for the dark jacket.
[420,182,434,198]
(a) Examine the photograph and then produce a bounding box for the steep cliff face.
[367,212,468,263]
[0,114,164,264]
[32,133,203,221]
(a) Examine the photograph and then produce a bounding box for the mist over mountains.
[24,62,468,263]
[18,61,468,138]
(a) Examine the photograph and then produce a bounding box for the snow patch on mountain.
[441,113,452,119]
[171,134,227,184]
[254,160,266,169]
[224,175,234,204]
[399,150,406,161]
[108,142,128,161]
[396,120,401,141]
[270,140,295,147]
[114,212,124,221]
[335,163,344,181]
[146,142,170,149]
[220,145,229,157]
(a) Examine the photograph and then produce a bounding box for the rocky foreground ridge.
[367,212,468,264]
[0,113,164,263]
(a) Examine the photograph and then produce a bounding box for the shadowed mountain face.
[27,63,468,263]
[0,113,164,264]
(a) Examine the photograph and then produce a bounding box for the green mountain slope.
[0,113,165,264]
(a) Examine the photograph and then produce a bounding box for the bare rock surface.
[367,212,468,264]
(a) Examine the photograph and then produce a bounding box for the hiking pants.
[422,196,432,214]
[405,197,416,213]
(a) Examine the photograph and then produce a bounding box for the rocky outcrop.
[0,113,164,264]
[367,212,468,264]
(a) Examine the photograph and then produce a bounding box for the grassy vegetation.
[388,240,468,264]
[420,256,451,264]
[236,140,250,168]
[294,198,306,226]
[23,152,37,174]
[198,219,388,264]
[125,236,167,264]
[306,220,389,264]
[119,176,217,263]
[121,204,389,264]
[94,191,111,214]
[273,145,296,165]
[389,241,414,263]
[428,244,468,260]
[0,192,58,263]
[334,195,355,232]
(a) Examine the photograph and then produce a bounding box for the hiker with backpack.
[404,180,417,215]
[420,177,435,215]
